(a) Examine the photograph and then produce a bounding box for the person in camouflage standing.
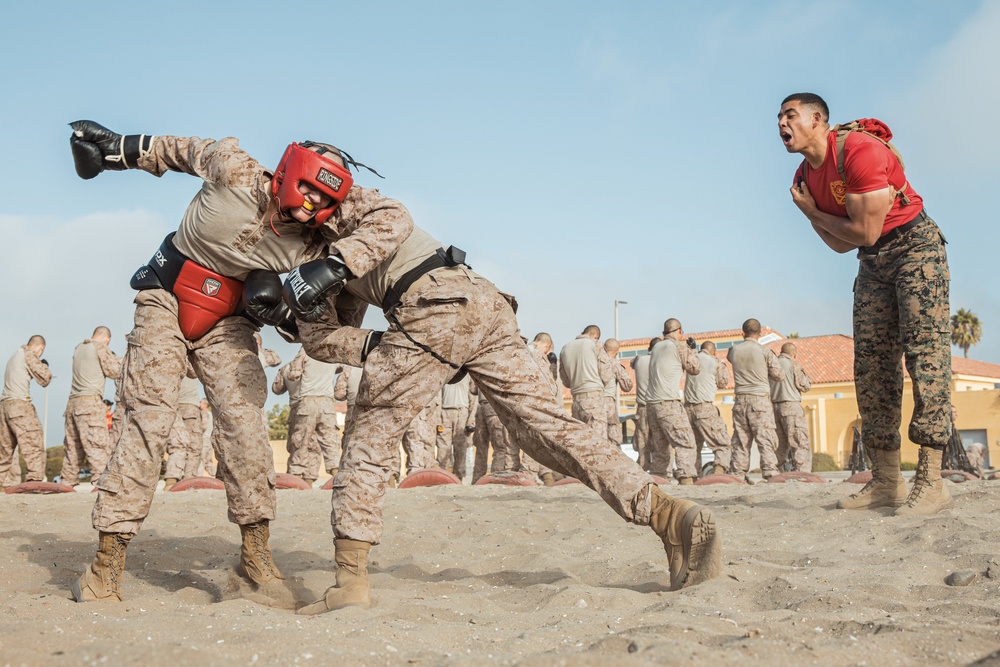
[781,93,954,515]
[60,327,122,486]
[645,320,701,484]
[162,364,202,489]
[470,379,510,482]
[684,340,731,476]
[727,319,784,482]
[602,338,633,448]
[66,120,381,602]
[273,346,341,484]
[437,374,475,480]
[631,337,661,472]
[284,195,722,615]
[0,335,52,487]
[559,325,612,439]
[769,342,812,473]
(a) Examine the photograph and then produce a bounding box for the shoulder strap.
[831,121,911,205]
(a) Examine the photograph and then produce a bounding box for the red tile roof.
[604,333,1000,394]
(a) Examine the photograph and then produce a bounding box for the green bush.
[900,460,918,471]
[46,446,64,482]
[811,452,840,472]
[268,403,290,440]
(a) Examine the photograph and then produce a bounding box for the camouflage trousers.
[437,406,470,479]
[0,399,45,483]
[686,402,731,472]
[854,214,951,450]
[61,395,113,486]
[648,400,698,479]
[571,391,607,441]
[401,403,438,473]
[605,396,623,446]
[164,403,203,480]
[773,401,811,472]
[286,396,342,480]
[92,289,276,534]
[634,404,651,471]
[472,402,509,481]
[730,394,780,478]
[332,268,654,544]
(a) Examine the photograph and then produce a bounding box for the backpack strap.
[831,121,911,206]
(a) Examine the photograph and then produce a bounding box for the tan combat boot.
[712,464,727,476]
[238,520,285,586]
[895,446,955,517]
[163,477,178,491]
[679,477,695,486]
[648,485,721,591]
[540,472,556,487]
[71,532,132,602]
[837,449,908,510]
[328,467,339,479]
[297,539,373,615]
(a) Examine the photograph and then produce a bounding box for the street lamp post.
[613,299,628,414]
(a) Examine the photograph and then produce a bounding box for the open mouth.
[780,131,792,144]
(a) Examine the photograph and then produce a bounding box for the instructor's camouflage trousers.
[92,289,276,534]
[854,214,951,450]
[571,392,607,441]
[329,268,654,544]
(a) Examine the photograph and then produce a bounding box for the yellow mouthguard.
[302,200,316,211]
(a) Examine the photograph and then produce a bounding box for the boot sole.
[672,505,720,591]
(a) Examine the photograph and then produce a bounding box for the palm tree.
[950,308,983,358]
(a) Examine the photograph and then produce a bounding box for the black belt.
[380,246,467,313]
[861,209,929,255]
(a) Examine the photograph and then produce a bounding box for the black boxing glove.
[282,255,352,322]
[547,352,557,364]
[69,120,153,179]
[242,270,290,326]
[361,330,383,362]
[686,337,697,350]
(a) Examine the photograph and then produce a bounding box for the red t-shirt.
[796,131,923,237]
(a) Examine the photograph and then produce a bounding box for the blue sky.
[1,1,996,444]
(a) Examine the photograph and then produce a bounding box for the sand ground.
[1,475,999,666]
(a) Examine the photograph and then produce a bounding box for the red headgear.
[271,142,354,227]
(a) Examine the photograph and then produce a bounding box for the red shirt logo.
[202,278,222,297]
[829,180,847,205]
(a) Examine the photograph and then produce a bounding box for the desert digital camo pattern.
[92,289,275,534]
[313,268,654,544]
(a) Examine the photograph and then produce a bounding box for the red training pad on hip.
[172,262,243,340]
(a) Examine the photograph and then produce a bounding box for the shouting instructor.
[779,93,953,516]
